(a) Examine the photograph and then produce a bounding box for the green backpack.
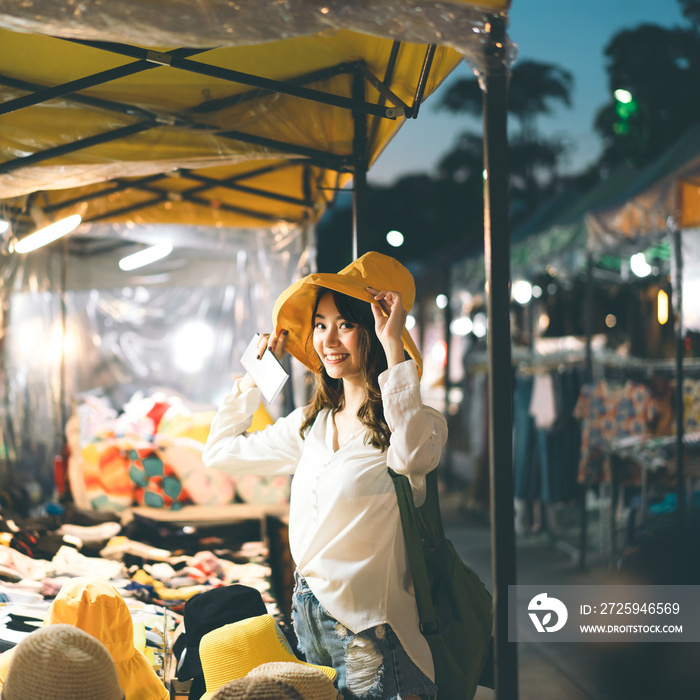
[389,468,493,700]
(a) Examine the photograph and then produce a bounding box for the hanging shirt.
[202,360,448,682]
[682,378,700,433]
[573,380,657,484]
[529,373,557,430]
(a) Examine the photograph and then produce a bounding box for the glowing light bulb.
[14,214,81,253]
[630,252,651,277]
[657,290,669,325]
[512,280,533,305]
[386,230,404,247]
[119,242,173,271]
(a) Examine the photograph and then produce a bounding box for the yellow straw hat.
[198,615,337,700]
[272,251,422,377]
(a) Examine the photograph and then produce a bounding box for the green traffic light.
[615,97,638,120]
[614,88,633,104]
[613,89,638,133]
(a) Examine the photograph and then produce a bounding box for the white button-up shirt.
[203,360,448,680]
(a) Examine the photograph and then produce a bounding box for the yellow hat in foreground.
[45,577,169,700]
[273,251,422,377]
[198,615,337,700]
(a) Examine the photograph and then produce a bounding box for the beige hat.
[1,623,124,700]
[210,676,304,700]
[249,662,341,700]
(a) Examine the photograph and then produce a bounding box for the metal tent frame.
[1,36,440,257]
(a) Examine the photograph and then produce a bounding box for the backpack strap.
[388,468,440,635]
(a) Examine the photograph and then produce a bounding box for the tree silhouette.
[316,60,575,270]
[679,0,700,30]
[595,22,700,168]
[437,59,573,222]
[439,59,573,138]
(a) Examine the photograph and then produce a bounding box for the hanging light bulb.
[630,252,652,277]
[119,242,173,271]
[512,279,533,305]
[14,214,81,253]
[386,229,404,247]
[657,289,669,325]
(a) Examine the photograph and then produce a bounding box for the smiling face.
[312,291,364,385]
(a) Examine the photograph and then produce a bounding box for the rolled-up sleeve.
[379,360,448,499]
[203,379,306,477]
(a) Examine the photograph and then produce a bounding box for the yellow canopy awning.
[0,0,511,231]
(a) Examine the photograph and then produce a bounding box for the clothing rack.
[595,355,700,374]
[515,355,587,376]
[464,345,700,569]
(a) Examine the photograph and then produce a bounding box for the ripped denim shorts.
[291,573,437,700]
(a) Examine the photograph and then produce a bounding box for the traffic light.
[613,88,639,135]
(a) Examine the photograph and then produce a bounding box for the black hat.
[173,584,267,682]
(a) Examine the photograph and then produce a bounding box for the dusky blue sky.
[368,0,687,184]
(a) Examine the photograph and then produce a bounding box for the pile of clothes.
[0,577,342,700]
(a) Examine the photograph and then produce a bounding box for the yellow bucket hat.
[44,577,169,700]
[272,251,422,377]
[0,577,168,700]
[198,615,337,700]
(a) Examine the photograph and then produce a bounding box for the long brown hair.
[299,288,391,450]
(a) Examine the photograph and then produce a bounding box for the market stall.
[586,123,700,532]
[450,124,700,570]
[1,1,517,697]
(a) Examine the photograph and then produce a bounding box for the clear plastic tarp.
[0,0,510,62]
[0,222,310,502]
[587,126,700,253]
[0,0,515,505]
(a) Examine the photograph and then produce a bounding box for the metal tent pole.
[351,71,369,260]
[671,224,687,528]
[579,251,595,570]
[442,263,454,488]
[482,16,519,700]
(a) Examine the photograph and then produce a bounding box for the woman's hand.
[367,286,407,368]
[256,330,288,362]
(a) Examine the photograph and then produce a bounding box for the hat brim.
[273,273,422,378]
[199,659,336,700]
[177,585,269,681]
[176,641,203,680]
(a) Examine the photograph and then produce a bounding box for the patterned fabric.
[682,378,700,433]
[128,447,192,510]
[81,440,135,511]
[574,380,657,484]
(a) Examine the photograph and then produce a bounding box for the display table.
[0,502,293,700]
[125,504,294,699]
[604,432,700,563]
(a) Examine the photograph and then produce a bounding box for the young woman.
[203,252,447,700]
